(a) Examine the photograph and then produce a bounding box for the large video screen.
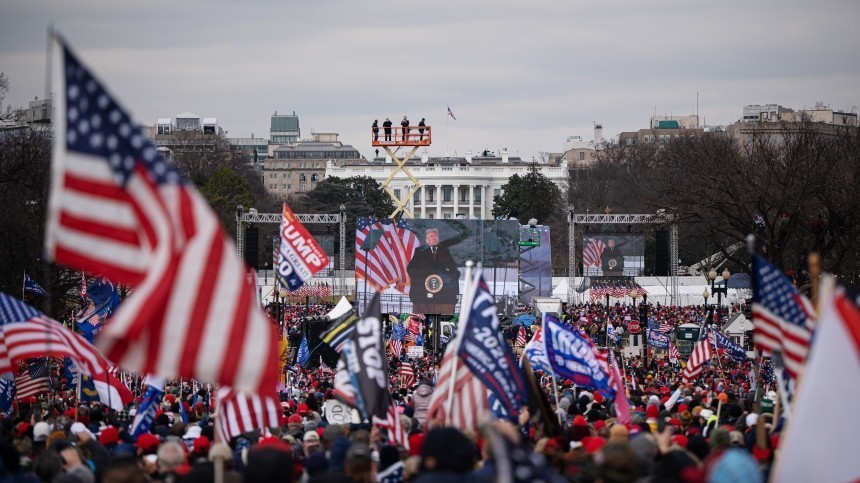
[582,235,644,277]
[355,218,520,314]
[519,225,552,303]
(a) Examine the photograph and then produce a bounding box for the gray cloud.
[2,0,858,160]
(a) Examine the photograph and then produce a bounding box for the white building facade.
[326,150,569,220]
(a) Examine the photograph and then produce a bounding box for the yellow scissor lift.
[371,124,431,219]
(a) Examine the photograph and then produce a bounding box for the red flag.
[609,352,631,424]
[45,39,277,395]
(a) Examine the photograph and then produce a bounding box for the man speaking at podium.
[407,228,461,314]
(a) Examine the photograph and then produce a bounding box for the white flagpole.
[445,260,475,425]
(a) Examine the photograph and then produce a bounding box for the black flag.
[344,293,389,419]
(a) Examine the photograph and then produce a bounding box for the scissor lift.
[371,125,431,219]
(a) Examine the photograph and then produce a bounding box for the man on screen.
[601,238,625,276]
[407,228,461,314]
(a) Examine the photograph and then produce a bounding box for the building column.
[436,185,442,219]
[420,185,426,218]
[468,184,475,219]
[453,184,460,218]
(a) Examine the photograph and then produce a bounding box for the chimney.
[594,124,604,144]
[465,150,472,163]
[501,148,509,163]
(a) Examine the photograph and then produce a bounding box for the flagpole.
[446,107,449,157]
[445,261,475,425]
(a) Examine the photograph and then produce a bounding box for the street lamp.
[708,268,730,320]
[630,287,640,308]
[702,289,710,307]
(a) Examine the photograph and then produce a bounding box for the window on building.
[444,213,451,219]
[299,174,307,182]
[287,184,291,190]
[281,184,287,190]
[494,189,501,198]
[394,189,401,200]
[443,187,452,202]
[428,213,434,219]
[311,174,318,182]
[427,187,435,203]
[474,187,482,202]
[413,191,421,204]
[579,151,585,161]
[282,173,287,178]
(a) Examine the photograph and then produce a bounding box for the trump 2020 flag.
[0,379,15,417]
[523,321,553,374]
[296,334,311,368]
[544,314,611,390]
[773,280,860,483]
[23,273,49,298]
[131,375,165,439]
[456,270,527,422]
[275,203,329,291]
[44,36,277,395]
[75,277,121,342]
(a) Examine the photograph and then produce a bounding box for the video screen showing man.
[600,238,625,276]
[407,228,461,314]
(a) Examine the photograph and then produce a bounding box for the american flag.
[355,218,419,294]
[383,397,410,450]
[15,359,50,400]
[426,355,489,430]
[589,283,605,303]
[214,387,280,442]
[658,322,673,333]
[582,237,606,270]
[515,326,527,346]
[447,106,457,121]
[400,361,415,388]
[0,294,133,408]
[682,329,713,383]
[44,40,277,395]
[389,339,402,358]
[751,256,815,378]
[669,344,681,363]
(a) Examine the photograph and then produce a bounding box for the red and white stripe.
[682,338,713,383]
[400,362,415,389]
[515,326,527,347]
[389,339,402,358]
[582,237,605,269]
[669,344,681,363]
[15,371,50,399]
[753,304,812,378]
[45,41,277,395]
[355,221,419,294]
[384,402,410,450]
[426,348,489,431]
[215,387,281,441]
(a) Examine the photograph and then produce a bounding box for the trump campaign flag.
[275,203,329,291]
[544,314,611,390]
[523,318,553,374]
[342,293,390,419]
[773,280,860,483]
[44,37,277,395]
[455,270,527,422]
[23,273,50,298]
[130,375,165,439]
[75,277,120,342]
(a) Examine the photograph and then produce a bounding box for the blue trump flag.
[131,376,165,439]
[0,378,15,417]
[76,277,121,342]
[23,273,50,298]
[706,327,747,362]
[456,271,527,422]
[297,334,311,368]
[544,314,611,390]
[647,328,670,349]
[63,358,79,390]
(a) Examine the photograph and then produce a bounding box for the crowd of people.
[1,300,782,483]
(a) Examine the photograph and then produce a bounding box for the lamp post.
[630,287,640,308]
[708,268,730,322]
[702,289,710,308]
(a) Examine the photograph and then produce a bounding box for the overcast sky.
[2,0,859,161]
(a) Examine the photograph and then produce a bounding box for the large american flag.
[751,256,814,378]
[582,237,606,270]
[426,328,490,430]
[214,387,280,441]
[355,218,419,294]
[15,359,50,400]
[681,329,713,383]
[45,39,277,395]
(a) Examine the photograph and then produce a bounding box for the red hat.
[165,394,176,404]
[288,414,302,424]
[583,436,606,455]
[573,415,588,427]
[15,422,30,438]
[593,420,606,431]
[298,403,309,416]
[99,427,119,446]
[136,433,160,451]
[660,396,670,405]
[672,435,688,448]
[257,437,291,453]
[646,405,659,419]
[593,392,604,404]
[193,436,211,453]
[678,403,689,414]
[668,418,681,428]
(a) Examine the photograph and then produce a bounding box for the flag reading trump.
[275,203,329,291]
